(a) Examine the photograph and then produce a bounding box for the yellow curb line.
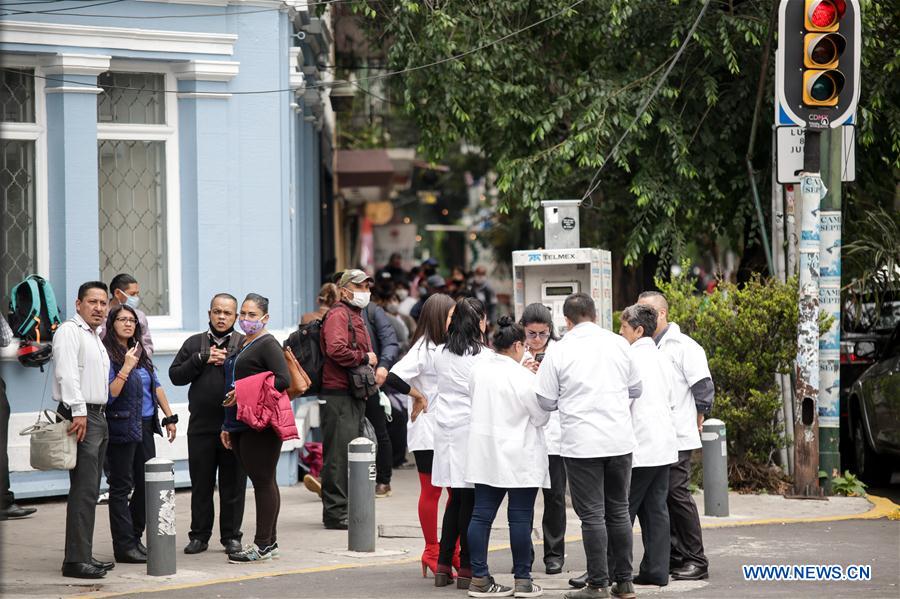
[73,494,899,598]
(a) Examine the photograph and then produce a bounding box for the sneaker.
[375,483,392,498]
[468,576,514,597]
[564,586,611,599]
[261,542,280,559]
[303,474,322,498]
[97,492,109,505]
[611,581,636,599]
[515,579,543,597]
[227,544,272,563]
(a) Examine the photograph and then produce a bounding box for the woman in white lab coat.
[387,293,456,578]
[465,316,549,598]
[519,303,567,575]
[431,297,488,589]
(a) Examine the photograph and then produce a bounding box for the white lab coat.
[390,337,439,452]
[466,352,551,488]
[628,337,679,468]
[431,345,488,488]
[523,341,561,456]
[535,321,640,458]
[657,323,711,451]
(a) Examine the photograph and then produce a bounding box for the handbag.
[19,409,77,471]
[283,348,312,398]
[344,310,378,400]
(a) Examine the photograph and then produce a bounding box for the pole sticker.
[158,489,176,536]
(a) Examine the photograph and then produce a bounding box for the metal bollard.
[145,457,176,576]
[700,418,729,517]
[347,437,376,552]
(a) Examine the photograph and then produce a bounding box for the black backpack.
[8,274,62,343]
[284,318,325,396]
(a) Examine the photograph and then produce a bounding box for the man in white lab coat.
[536,293,642,599]
[637,291,713,581]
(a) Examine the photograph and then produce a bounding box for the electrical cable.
[579,0,711,205]
[1,0,127,14]
[0,0,347,17]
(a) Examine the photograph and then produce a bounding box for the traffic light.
[802,1,848,107]
[776,0,860,129]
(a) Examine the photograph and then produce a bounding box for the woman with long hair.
[388,293,456,577]
[221,293,292,563]
[520,303,567,575]
[301,282,339,325]
[104,304,177,564]
[431,297,488,588]
[466,316,549,598]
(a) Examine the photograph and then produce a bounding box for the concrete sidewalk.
[0,467,888,598]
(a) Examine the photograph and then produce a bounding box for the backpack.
[8,275,62,343]
[284,319,325,396]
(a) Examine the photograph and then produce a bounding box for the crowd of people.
[0,257,715,599]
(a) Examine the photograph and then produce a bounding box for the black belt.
[85,404,106,415]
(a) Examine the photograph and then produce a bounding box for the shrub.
[657,270,830,492]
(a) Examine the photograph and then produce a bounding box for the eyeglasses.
[115,317,137,325]
[525,331,551,340]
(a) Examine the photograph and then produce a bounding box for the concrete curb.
[72,493,899,598]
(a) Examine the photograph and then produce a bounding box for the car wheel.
[853,412,892,486]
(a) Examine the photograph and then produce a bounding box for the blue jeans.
[468,484,539,579]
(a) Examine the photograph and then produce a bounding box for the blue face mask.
[124,294,141,310]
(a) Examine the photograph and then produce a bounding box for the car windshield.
[843,298,900,333]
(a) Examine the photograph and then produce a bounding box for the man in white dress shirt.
[54,281,112,579]
[638,291,713,581]
[536,293,642,599]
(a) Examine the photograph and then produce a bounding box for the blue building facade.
[0,0,334,496]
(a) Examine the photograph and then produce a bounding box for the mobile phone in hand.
[133,342,143,359]
[535,352,545,363]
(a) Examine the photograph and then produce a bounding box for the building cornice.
[41,53,111,76]
[173,60,239,82]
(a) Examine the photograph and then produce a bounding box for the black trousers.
[107,439,142,553]
[365,392,392,485]
[187,433,247,545]
[668,450,707,568]
[388,402,408,467]
[0,377,13,509]
[565,454,633,589]
[231,427,282,548]
[438,487,474,569]
[542,454,567,565]
[609,465,670,585]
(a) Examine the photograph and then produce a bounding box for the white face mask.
[350,291,371,309]
[396,289,409,301]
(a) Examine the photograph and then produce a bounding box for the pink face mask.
[239,318,265,335]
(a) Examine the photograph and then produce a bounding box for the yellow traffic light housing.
[804,0,844,32]
[803,33,846,69]
[802,0,848,107]
[803,70,845,106]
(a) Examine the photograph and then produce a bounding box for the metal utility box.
[512,248,613,334]
[542,200,582,249]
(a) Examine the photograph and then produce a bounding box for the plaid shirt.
[0,314,12,348]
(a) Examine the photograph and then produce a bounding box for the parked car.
[846,321,900,485]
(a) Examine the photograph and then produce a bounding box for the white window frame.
[97,60,182,330]
[0,56,49,281]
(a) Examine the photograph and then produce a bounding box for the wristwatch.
[161,414,179,426]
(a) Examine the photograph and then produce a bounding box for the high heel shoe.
[421,545,439,578]
[434,563,455,587]
[455,566,472,590]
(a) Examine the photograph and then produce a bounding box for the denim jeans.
[565,453,633,588]
[468,484,539,580]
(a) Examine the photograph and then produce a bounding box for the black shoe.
[223,539,242,554]
[671,564,708,581]
[668,561,683,574]
[632,575,666,586]
[90,557,115,571]
[0,504,37,520]
[184,539,209,554]
[136,541,148,555]
[546,560,564,575]
[61,562,107,579]
[324,519,348,530]
[569,571,588,588]
[115,547,148,564]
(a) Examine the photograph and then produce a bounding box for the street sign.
[776,125,855,183]
[776,0,861,129]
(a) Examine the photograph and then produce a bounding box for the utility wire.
[1,0,127,14]
[0,0,347,17]
[580,0,711,204]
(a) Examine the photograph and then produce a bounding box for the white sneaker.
[97,492,109,505]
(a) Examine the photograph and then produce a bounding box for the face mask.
[239,318,266,335]
[386,302,399,315]
[350,291,371,309]
[473,276,486,286]
[396,289,409,301]
[418,286,427,296]
[124,294,141,310]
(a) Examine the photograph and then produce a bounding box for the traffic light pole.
[818,126,843,493]
[793,129,823,497]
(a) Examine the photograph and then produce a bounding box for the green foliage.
[831,471,868,497]
[658,270,831,473]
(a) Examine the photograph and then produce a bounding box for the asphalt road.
[127,519,899,599]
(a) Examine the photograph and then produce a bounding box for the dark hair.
[316,283,339,307]
[78,281,108,300]
[621,303,657,338]
[109,273,137,295]
[638,290,669,311]
[103,304,153,371]
[492,315,525,351]
[210,293,238,309]
[410,293,454,349]
[563,292,596,324]
[445,297,487,356]
[243,293,269,315]
[520,303,559,342]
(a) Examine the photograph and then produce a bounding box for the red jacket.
[320,301,373,392]
[235,371,299,441]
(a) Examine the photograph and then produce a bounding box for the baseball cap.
[422,257,439,267]
[339,269,374,287]
[426,274,447,288]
